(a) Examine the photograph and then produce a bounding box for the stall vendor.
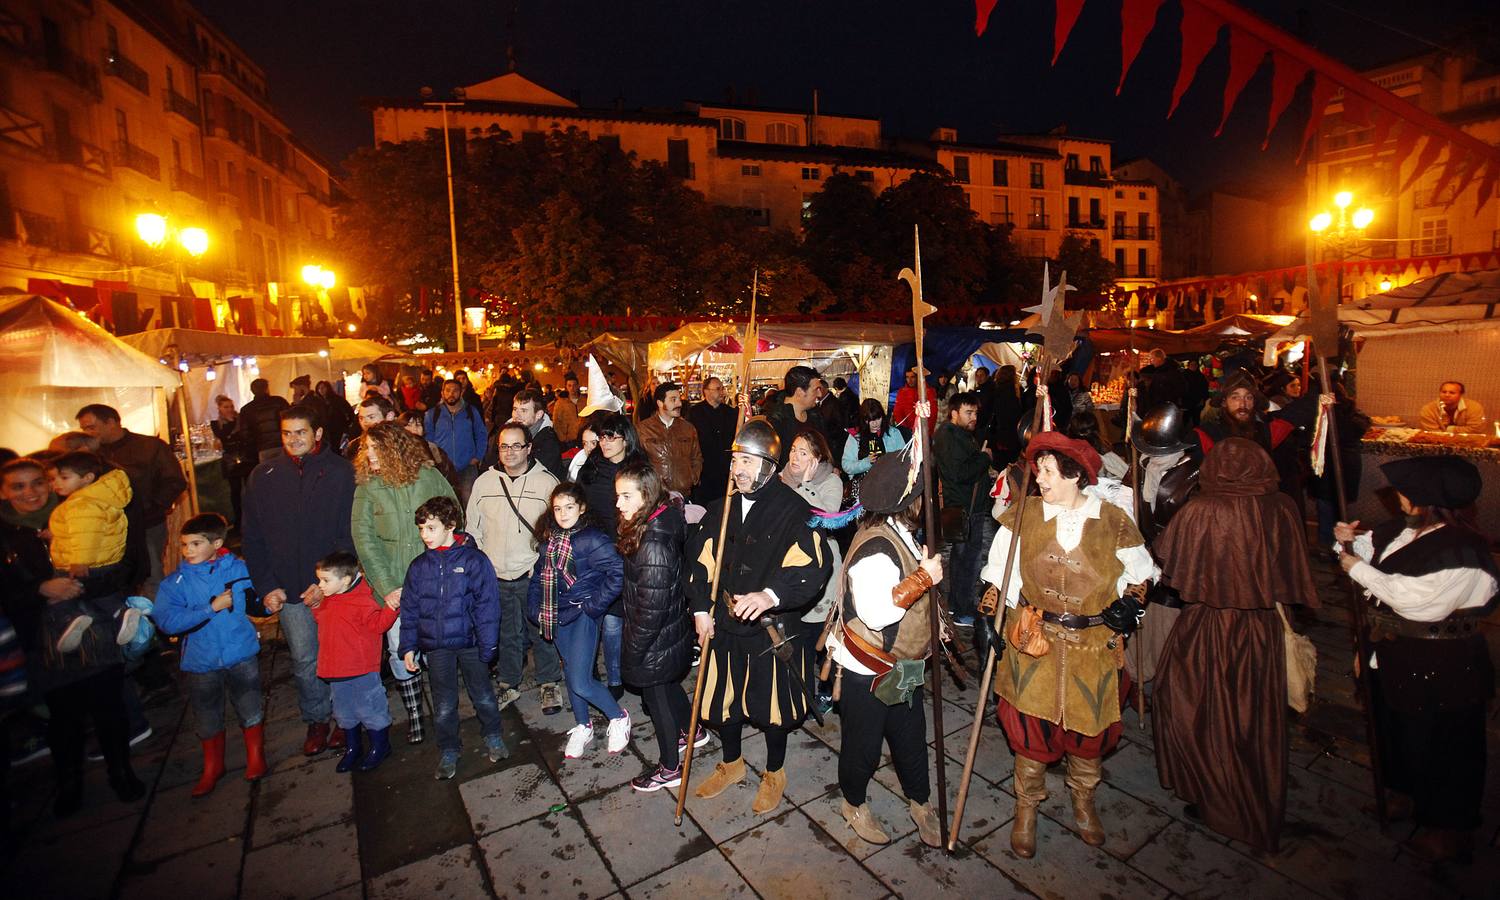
[1419,382,1487,434]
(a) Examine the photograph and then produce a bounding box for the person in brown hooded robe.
[1151,437,1318,853]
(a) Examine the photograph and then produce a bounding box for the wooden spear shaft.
[675,274,757,826]
[948,351,1054,850]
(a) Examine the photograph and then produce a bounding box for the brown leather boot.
[1010,756,1049,858]
[694,757,746,799]
[1064,754,1106,847]
[751,767,787,814]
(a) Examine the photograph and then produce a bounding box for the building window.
[171,138,182,169]
[1090,238,1101,253]
[766,122,799,145]
[741,164,761,176]
[1417,218,1449,256]
[1115,189,1123,198]
[1065,154,1079,171]
[1030,163,1044,188]
[802,194,814,224]
[1139,191,1146,200]
[993,159,1008,186]
[991,193,1010,225]
[1089,155,1104,175]
[1115,248,1126,270]
[952,155,970,184]
[1067,196,1080,225]
[666,138,692,179]
[107,24,120,57]
[244,170,260,219]
[1030,196,1046,228]
[1089,198,1101,224]
[262,176,275,226]
[854,170,874,182]
[718,117,745,141]
[114,108,128,144]
[1137,247,1148,276]
[801,167,821,181]
[1137,212,1150,234]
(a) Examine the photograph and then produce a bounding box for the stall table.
[1356,429,1500,536]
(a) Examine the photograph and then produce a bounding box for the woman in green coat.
[352,421,458,744]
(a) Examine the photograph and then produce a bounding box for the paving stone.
[1282,767,1385,841]
[864,832,1032,898]
[135,775,252,863]
[478,808,618,898]
[939,718,1014,788]
[1305,750,1380,795]
[620,848,754,899]
[802,779,918,859]
[119,834,242,900]
[26,765,147,840]
[252,757,354,847]
[1128,820,1320,899]
[719,808,888,899]
[241,821,361,899]
[742,730,839,806]
[679,757,776,844]
[575,782,714,887]
[1245,826,1440,900]
[11,812,137,900]
[1036,768,1174,859]
[369,843,489,899]
[973,811,1168,900]
[460,761,569,836]
[1095,738,1186,819]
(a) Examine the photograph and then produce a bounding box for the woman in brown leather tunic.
[982,431,1154,858]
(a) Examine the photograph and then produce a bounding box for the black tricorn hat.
[1381,456,1482,509]
[858,446,925,514]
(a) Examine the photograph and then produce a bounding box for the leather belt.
[1040,609,1106,630]
[841,626,895,675]
[1369,609,1482,641]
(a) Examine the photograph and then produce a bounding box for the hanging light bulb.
[205,368,217,381]
[178,360,190,372]
[232,356,244,367]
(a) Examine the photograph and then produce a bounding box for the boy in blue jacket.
[152,513,265,798]
[398,495,505,780]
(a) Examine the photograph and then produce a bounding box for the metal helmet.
[1131,403,1196,457]
[730,416,781,465]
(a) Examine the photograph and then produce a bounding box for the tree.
[1053,232,1117,304]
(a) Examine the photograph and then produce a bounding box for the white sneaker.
[564,723,594,759]
[56,616,94,653]
[606,710,631,754]
[116,608,142,646]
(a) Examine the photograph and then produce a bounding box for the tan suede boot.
[694,758,747,799]
[1010,756,1049,858]
[1064,754,1106,847]
[838,798,891,845]
[909,800,941,848]
[751,767,787,814]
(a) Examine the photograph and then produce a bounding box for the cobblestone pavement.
[5,559,1498,898]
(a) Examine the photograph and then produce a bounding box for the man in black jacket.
[497,389,565,479]
[239,379,290,463]
[241,405,355,756]
[689,377,737,504]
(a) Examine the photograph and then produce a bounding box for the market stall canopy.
[1087,314,1294,355]
[119,328,331,362]
[0,294,178,452]
[1263,270,1500,352]
[328,338,411,366]
[648,321,919,372]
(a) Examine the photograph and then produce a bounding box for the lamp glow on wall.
[301,264,336,290]
[464,306,487,335]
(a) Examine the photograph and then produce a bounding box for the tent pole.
[177,370,200,516]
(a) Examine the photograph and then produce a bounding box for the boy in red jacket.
[311,551,399,772]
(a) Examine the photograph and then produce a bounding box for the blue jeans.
[184,656,264,739]
[556,615,623,727]
[949,502,999,617]
[385,616,415,682]
[496,577,561,687]
[601,614,623,687]
[330,672,391,730]
[277,601,332,723]
[427,646,503,753]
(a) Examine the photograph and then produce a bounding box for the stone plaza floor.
[4,558,1498,898]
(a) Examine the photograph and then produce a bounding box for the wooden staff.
[947,348,1055,850]
[898,226,949,851]
[675,272,758,826]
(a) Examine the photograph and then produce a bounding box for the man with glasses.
[467,422,565,715]
[689,377,737,503]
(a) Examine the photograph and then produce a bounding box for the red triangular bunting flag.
[1215,29,1267,136]
[1429,149,1465,203]
[1118,0,1166,94]
[1168,2,1222,117]
[1342,91,1373,127]
[1474,161,1499,216]
[1263,52,1309,149]
[1444,154,1480,209]
[975,0,999,35]
[1054,0,1088,65]
[1392,122,1422,173]
[1297,76,1337,162]
[1400,136,1444,195]
[1371,108,1396,150]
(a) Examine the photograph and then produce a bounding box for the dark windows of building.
[952,155,970,184]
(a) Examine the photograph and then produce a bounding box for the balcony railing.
[1066,217,1107,230]
[14,208,61,248]
[163,87,200,124]
[214,191,240,209]
[1116,263,1158,278]
[1027,214,1051,230]
[0,102,44,152]
[989,211,1014,226]
[113,139,160,179]
[1112,225,1157,240]
[55,135,111,177]
[103,51,149,95]
[172,166,206,198]
[1064,169,1112,187]
[40,45,101,97]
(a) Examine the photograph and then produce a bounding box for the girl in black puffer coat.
[613,460,694,793]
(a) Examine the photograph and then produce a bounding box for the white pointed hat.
[578,353,625,417]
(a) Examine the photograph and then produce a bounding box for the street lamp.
[134,212,209,296]
[301,264,339,335]
[1308,190,1375,304]
[422,86,465,354]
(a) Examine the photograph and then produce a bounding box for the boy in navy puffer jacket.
[152,513,265,798]
[397,496,505,780]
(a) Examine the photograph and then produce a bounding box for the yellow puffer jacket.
[49,468,133,569]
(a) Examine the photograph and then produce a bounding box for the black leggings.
[719,721,792,772]
[642,682,691,769]
[47,666,130,778]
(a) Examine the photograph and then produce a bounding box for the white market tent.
[1263,270,1500,420]
[0,294,179,453]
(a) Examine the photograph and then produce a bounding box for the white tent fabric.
[0,294,179,453]
[328,338,411,367]
[1263,270,1500,354]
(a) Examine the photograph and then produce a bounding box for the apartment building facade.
[0,0,337,335]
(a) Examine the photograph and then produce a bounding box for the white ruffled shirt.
[981,494,1155,607]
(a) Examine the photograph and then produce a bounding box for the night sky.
[193,0,1494,194]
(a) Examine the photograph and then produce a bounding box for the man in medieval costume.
[826,446,946,848]
[1151,438,1319,853]
[1128,402,1199,690]
[981,431,1155,858]
[686,417,833,815]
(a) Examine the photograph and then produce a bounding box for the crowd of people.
[0,350,1492,869]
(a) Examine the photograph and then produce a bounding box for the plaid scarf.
[537,526,579,640]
